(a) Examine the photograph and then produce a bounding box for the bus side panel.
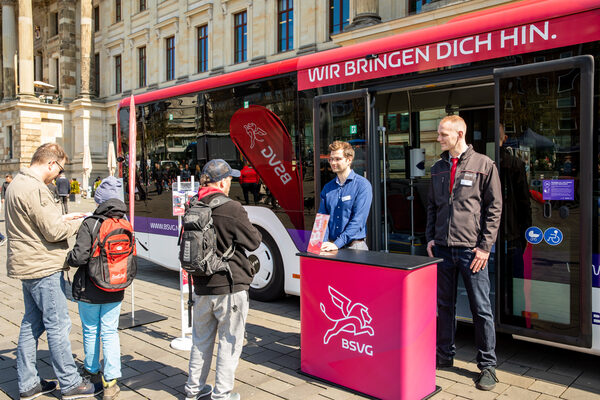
[593,288,600,352]
[245,206,301,296]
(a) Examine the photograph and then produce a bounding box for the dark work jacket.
[67,198,127,304]
[193,189,262,296]
[426,145,502,252]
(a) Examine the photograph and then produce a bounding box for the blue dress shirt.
[318,170,373,249]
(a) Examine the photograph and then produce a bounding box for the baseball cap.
[202,159,241,182]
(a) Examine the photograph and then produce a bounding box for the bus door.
[313,89,381,249]
[494,56,594,347]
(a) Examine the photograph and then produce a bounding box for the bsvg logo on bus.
[320,286,375,356]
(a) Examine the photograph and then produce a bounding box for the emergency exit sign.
[244,101,249,108]
[350,125,357,134]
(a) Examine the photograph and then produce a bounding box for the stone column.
[0,8,3,100]
[58,0,77,99]
[347,0,380,31]
[2,0,16,100]
[17,0,35,98]
[80,0,92,96]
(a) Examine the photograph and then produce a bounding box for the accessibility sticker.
[525,227,543,245]
[544,227,563,246]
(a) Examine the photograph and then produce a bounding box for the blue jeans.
[78,301,122,381]
[17,272,82,394]
[434,246,496,370]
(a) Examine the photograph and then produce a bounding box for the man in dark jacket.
[185,159,261,400]
[426,115,502,391]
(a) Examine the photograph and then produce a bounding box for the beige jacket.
[6,167,81,279]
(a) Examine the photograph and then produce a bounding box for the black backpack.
[178,195,235,278]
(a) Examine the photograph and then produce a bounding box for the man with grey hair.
[185,159,262,400]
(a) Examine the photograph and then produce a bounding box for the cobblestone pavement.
[0,197,599,399]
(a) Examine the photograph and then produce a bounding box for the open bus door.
[313,89,382,250]
[494,56,594,348]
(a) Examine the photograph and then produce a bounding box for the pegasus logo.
[320,286,375,345]
[244,122,267,149]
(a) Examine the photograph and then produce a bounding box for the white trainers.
[185,384,213,400]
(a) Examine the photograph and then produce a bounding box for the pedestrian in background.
[0,174,10,246]
[5,143,95,399]
[67,176,128,400]
[1,174,12,211]
[184,159,262,400]
[318,140,373,251]
[426,115,502,391]
[239,162,260,205]
[56,172,70,214]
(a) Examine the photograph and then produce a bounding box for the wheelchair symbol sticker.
[525,227,543,245]
[544,227,563,246]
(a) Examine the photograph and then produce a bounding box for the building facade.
[0,0,512,188]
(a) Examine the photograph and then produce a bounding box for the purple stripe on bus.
[135,216,179,237]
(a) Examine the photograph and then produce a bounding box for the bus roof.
[118,0,600,109]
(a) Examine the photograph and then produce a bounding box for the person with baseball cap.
[185,159,262,400]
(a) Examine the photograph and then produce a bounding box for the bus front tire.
[249,226,285,302]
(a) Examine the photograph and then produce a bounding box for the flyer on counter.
[307,213,330,254]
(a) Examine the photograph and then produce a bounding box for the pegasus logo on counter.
[320,286,374,345]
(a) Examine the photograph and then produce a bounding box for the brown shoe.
[102,377,120,400]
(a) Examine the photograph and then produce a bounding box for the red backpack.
[88,215,137,292]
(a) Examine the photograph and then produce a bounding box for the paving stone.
[159,373,189,390]
[537,394,561,400]
[258,378,294,395]
[279,382,325,400]
[235,367,272,387]
[120,370,167,390]
[445,382,497,400]
[497,385,541,399]
[495,369,536,389]
[574,370,600,391]
[560,386,600,400]
[525,368,576,387]
[528,379,567,397]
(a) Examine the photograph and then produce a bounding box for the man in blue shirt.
[318,141,373,251]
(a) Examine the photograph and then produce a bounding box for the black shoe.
[61,377,96,399]
[475,367,499,391]
[436,357,454,368]
[20,379,57,400]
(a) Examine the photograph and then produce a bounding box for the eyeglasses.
[328,157,346,163]
[53,160,65,173]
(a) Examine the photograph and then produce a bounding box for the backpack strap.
[86,215,107,255]
[205,195,235,260]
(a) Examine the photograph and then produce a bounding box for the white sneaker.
[185,384,213,400]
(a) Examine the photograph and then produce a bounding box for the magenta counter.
[299,250,442,400]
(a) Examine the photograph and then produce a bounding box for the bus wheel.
[249,226,284,302]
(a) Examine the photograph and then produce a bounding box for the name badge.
[342,195,352,202]
[460,179,473,186]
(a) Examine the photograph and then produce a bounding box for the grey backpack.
[178,195,235,277]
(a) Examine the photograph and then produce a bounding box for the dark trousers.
[59,196,68,214]
[241,183,260,205]
[434,245,496,370]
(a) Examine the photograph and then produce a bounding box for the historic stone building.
[0,0,511,188]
